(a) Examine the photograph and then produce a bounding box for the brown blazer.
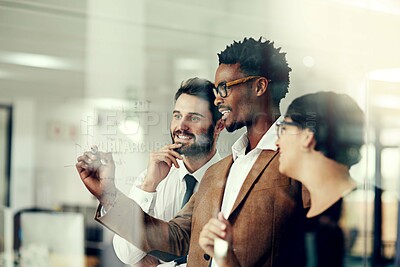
[97,150,309,267]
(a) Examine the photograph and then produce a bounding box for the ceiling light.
[175,58,205,70]
[372,95,400,109]
[368,68,400,83]
[303,56,315,68]
[0,52,73,70]
[327,0,400,15]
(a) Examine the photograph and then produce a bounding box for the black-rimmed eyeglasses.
[213,76,269,98]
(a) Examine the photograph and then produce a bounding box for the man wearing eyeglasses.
[197,37,309,267]
[79,37,309,267]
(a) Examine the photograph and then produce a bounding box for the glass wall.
[1,0,399,266]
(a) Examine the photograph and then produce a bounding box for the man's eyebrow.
[172,110,205,118]
[215,81,226,87]
[188,112,205,118]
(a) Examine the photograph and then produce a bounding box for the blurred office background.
[0,0,399,266]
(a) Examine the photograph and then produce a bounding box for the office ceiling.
[0,0,399,121]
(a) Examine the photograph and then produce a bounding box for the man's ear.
[214,119,225,136]
[255,78,269,97]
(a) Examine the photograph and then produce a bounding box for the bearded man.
[111,77,224,266]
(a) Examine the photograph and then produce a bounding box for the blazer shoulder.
[206,154,233,172]
[199,154,232,186]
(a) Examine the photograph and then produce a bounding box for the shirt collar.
[178,151,222,183]
[231,116,281,161]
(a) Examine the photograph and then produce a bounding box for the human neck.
[183,148,216,173]
[246,108,279,152]
[297,154,357,218]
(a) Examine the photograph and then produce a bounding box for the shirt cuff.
[100,205,107,217]
[113,234,147,264]
[157,261,179,267]
[130,185,157,213]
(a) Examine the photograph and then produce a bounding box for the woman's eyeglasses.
[276,120,303,138]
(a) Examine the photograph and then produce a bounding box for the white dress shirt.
[113,152,221,266]
[212,120,279,267]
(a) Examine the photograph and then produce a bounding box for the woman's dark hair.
[218,37,292,109]
[285,91,365,167]
[174,77,222,124]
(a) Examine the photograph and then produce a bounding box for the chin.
[175,143,191,154]
[278,164,288,176]
[225,121,245,133]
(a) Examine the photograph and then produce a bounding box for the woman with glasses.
[275,91,364,218]
[275,91,364,267]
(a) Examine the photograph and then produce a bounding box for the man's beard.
[218,105,245,133]
[225,120,245,133]
[171,126,215,157]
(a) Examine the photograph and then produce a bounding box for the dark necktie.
[181,174,197,208]
[148,175,197,264]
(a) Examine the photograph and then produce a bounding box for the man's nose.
[214,94,223,107]
[177,118,189,131]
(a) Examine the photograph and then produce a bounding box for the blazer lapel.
[228,150,278,218]
[210,156,234,210]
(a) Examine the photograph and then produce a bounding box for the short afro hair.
[218,37,292,108]
[285,91,365,167]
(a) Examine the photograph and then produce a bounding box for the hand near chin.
[141,143,183,192]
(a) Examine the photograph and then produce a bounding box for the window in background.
[0,105,12,208]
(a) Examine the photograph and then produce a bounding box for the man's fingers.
[160,145,184,160]
[208,218,226,229]
[83,151,96,160]
[202,229,221,240]
[217,212,229,230]
[76,163,91,179]
[166,154,180,168]
[161,143,183,151]
[96,151,114,165]
[161,151,182,164]
[81,169,92,180]
[93,151,108,164]
[152,152,181,168]
[78,150,113,168]
[167,149,183,161]
[199,227,218,245]
[78,148,114,167]
[159,156,172,167]
[202,220,226,239]
[199,235,215,248]
[76,161,89,170]
[77,155,90,163]
[77,152,100,168]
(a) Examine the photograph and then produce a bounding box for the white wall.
[10,99,35,210]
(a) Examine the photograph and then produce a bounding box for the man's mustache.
[173,130,195,139]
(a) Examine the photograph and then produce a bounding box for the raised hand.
[140,143,183,192]
[76,146,117,209]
